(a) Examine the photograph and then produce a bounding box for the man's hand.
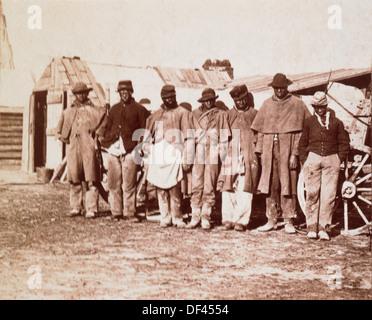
[182,164,192,173]
[289,155,298,169]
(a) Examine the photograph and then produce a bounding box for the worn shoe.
[284,223,296,234]
[318,230,330,241]
[234,223,245,232]
[174,221,187,229]
[186,219,200,229]
[224,222,234,230]
[160,221,172,228]
[124,215,141,223]
[66,209,81,217]
[257,220,277,232]
[307,231,317,239]
[201,219,211,230]
[85,211,95,219]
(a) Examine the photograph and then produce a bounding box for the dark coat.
[299,111,350,164]
[101,98,150,152]
[218,107,260,193]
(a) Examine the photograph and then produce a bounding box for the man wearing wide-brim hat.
[101,80,150,222]
[56,81,107,219]
[299,91,349,241]
[187,88,231,230]
[217,84,260,232]
[251,73,311,233]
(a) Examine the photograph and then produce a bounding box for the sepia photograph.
[0,0,371,304]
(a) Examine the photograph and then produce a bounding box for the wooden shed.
[23,57,106,173]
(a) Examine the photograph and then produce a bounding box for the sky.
[2,0,372,80]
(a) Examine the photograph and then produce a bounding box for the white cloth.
[222,175,253,226]
[105,136,126,157]
[146,140,183,189]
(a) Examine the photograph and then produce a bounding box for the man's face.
[203,99,216,109]
[234,95,249,111]
[313,105,328,117]
[162,95,177,109]
[119,89,132,104]
[273,86,288,100]
[75,92,89,104]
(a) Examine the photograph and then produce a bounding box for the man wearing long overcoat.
[57,82,107,218]
[187,88,231,230]
[218,85,260,231]
[251,73,311,233]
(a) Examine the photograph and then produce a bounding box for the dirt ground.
[0,179,371,300]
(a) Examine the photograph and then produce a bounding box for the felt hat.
[268,73,293,87]
[311,91,328,107]
[229,84,249,100]
[161,85,176,98]
[72,82,93,94]
[197,88,219,102]
[117,80,133,92]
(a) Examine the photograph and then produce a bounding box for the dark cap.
[229,84,249,100]
[161,85,176,98]
[117,80,133,92]
[268,73,293,88]
[197,88,219,103]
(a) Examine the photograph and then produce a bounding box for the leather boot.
[257,219,277,232]
[201,203,212,230]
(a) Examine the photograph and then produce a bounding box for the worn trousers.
[107,152,138,217]
[190,149,220,212]
[303,152,340,232]
[70,181,99,213]
[157,182,184,225]
[266,141,296,221]
[222,175,253,226]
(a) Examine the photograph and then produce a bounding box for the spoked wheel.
[340,152,372,235]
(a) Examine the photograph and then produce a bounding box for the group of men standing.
[57,72,349,241]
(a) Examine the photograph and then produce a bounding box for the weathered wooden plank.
[55,58,67,73]
[61,58,76,76]
[47,93,63,104]
[0,145,22,152]
[81,60,106,106]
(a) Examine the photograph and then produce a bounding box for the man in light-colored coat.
[218,85,260,231]
[57,82,107,218]
[251,73,311,233]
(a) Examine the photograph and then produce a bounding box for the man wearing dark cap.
[299,92,349,240]
[187,88,231,230]
[56,82,107,218]
[101,80,150,221]
[143,85,196,228]
[217,85,260,231]
[251,73,311,233]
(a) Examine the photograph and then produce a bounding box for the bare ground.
[0,182,371,300]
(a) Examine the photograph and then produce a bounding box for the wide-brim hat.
[268,73,293,87]
[311,91,328,107]
[117,80,133,92]
[198,88,219,102]
[229,84,249,100]
[161,85,176,98]
[72,82,93,94]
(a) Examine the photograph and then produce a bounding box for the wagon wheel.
[340,151,372,235]
[297,151,372,236]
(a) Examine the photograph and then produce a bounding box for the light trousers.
[303,152,340,232]
[107,152,138,217]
